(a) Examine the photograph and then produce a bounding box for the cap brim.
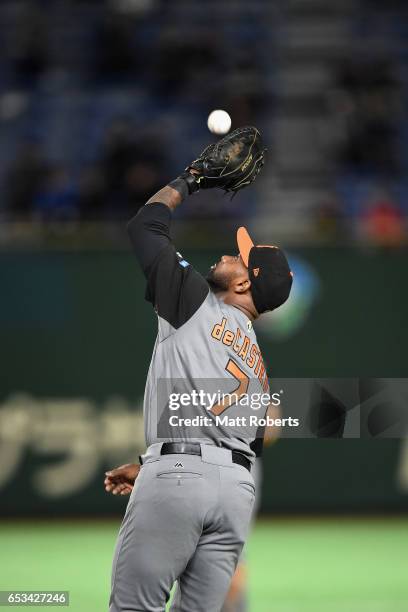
[237,226,254,267]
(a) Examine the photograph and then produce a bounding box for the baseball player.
[104,127,293,612]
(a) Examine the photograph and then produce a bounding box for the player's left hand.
[104,463,141,496]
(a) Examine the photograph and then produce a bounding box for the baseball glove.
[182,126,266,195]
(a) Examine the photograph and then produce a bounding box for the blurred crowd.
[0,0,406,245]
[0,0,270,225]
[6,119,167,221]
[317,54,406,246]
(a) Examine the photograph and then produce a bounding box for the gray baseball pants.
[109,443,256,612]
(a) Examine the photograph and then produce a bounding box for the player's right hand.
[104,463,141,496]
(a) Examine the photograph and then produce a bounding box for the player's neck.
[218,292,258,321]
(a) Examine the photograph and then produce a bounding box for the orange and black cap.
[237,227,293,313]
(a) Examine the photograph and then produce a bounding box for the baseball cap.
[237,226,293,314]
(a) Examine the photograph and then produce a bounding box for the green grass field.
[1,518,407,611]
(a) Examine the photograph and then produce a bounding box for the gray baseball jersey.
[130,203,269,462]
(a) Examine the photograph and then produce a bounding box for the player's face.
[206,254,248,292]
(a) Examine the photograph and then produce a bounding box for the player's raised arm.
[126,168,197,276]
[126,181,208,332]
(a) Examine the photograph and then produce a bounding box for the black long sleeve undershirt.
[127,203,172,273]
[127,203,209,330]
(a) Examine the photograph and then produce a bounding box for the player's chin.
[206,268,227,291]
[206,272,220,291]
[206,267,215,281]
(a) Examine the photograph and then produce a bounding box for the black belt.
[160,442,251,473]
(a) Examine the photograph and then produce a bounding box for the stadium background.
[0,0,407,610]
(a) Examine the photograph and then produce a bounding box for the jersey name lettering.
[211,317,268,391]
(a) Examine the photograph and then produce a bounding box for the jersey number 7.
[210,359,249,416]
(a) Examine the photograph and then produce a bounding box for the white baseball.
[207,109,231,135]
